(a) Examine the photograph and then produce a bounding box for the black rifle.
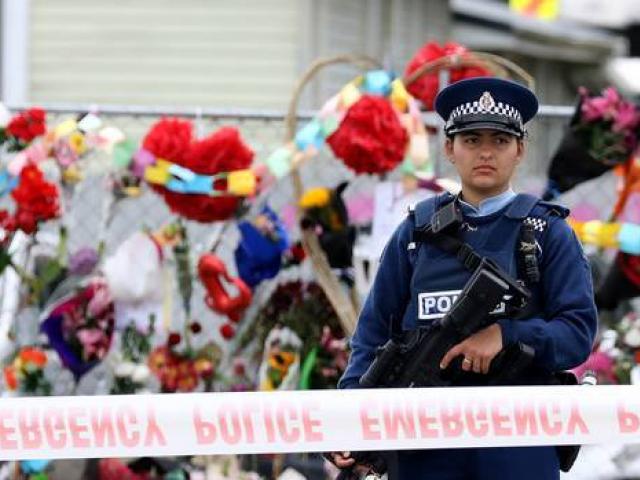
[360,259,533,389]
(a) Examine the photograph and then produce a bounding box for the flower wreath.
[265,69,430,177]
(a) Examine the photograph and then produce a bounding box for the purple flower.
[68,247,99,275]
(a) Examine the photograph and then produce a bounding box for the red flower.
[142,118,192,164]
[0,210,15,233]
[10,165,60,233]
[220,323,235,340]
[19,347,47,367]
[326,96,408,174]
[6,108,46,143]
[3,366,18,391]
[194,358,214,379]
[289,242,306,263]
[189,322,202,334]
[13,210,37,234]
[167,332,182,347]
[147,346,200,392]
[404,42,491,110]
[143,120,254,222]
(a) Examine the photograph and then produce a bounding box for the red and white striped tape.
[0,385,639,460]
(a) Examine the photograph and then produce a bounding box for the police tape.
[0,385,639,460]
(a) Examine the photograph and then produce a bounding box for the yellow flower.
[226,169,256,196]
[299,187,330,209]
[69,131,87,155]
[54,119,78,139]
[62,164,83,184]
[122,185,141,197]
[268,351,296,372]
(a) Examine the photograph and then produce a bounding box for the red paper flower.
[6,108,46,143]
[143,119,254,222]
[141,117,192,164]
[0,210,15,235]
[10,165,60,234]
[404,42,491,110]
[326,95,408,174]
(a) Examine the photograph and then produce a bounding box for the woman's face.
[444,129,524,198]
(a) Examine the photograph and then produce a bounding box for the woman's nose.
[479,147,494,160]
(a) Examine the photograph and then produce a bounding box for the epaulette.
[523,200,569,234]
[534,200,570,219]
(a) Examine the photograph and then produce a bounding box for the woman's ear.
[515,138,525,164]
[444,137,454,163]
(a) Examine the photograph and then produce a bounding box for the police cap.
[434,77,538,138]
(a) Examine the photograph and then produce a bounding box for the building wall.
[28,0,300,109]
[24,0,452,111]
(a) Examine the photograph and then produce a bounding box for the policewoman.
[333,77,597,479]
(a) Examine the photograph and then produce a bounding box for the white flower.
[132,364,150,383]
[114,361,136,377]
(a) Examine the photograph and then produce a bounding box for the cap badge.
[478,91,495,112]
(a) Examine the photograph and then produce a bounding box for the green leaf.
[299,346,318,390]
[38,259,63,285]
[0,248,10,275]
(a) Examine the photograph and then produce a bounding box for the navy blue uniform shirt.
[340,193,597,388]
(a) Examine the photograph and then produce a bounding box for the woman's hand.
[439,323,503,374]
[326,451,371,474]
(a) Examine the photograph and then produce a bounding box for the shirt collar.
[458,189,516,217]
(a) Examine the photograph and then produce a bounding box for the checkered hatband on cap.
[445,91,524,132]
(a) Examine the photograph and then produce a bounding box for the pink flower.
[87,282,112,318]
[77,328,109,359]
[581,87,622,122]
[613,101,640,133]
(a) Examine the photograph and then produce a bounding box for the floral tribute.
[141,119,255,222]
[573,87,640,166]
[1,108,47,150]
[40,278,115,379]
[326,94,408,174]
[3,164,60,234]
[148,327,222,393]
[543,86,640,200]
[265,69,429,177]
[2,346,51,395]
[403,41,491,110]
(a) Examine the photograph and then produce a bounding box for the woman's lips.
[473,166,496,174]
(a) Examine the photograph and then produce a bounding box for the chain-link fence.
[1,104,619,393]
